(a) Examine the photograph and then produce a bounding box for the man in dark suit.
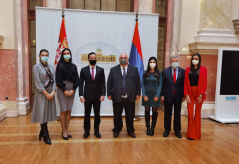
[161,55,185,138]
[79,52,106,138]
[107,53,141,138]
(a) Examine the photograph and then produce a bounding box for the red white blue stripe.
[129,22,144,86]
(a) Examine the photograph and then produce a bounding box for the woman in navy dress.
[142,56,162,136]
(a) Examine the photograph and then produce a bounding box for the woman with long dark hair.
[31,49,57,145]
[184,53,207,140]
[142,56,162,136]
[56,48,79,140]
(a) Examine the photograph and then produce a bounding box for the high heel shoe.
[67,134,72,138]
[145,111,150,136]
[39,131,51,145]
[150,111,158,136]
[39,124,52,145]
[62,132,69,140]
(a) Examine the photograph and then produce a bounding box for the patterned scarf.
[43,64,54,88]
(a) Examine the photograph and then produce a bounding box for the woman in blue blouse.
[142,56,162,136]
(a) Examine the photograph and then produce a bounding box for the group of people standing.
[31,48,207,145]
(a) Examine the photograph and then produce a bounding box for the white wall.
[0,0,15,49]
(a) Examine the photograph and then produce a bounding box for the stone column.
[13,0,30,116]
[138,0,153,13]
[46,0,62,8]
[165,0,183,68]
[169,0,182,63]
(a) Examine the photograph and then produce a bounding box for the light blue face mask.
[41,56,49,62]
[64,55,71,60]
[172,62,179,69]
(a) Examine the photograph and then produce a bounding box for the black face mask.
[89,60,96,65]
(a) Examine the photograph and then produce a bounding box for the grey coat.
[31,63,57,124]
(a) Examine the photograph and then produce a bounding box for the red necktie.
[173,69,176,94]
[173,69,176,83]
[91,68,94,81]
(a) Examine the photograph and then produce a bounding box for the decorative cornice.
[188,42,239,55]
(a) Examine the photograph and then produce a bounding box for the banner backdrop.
[36,7,159,116]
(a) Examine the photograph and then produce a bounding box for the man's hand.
[161,96,164,102]
[80,97,85,103]
[182,97,185,102]
[107,96,112,100]
[136,95,140,101]
[100,95,105,101]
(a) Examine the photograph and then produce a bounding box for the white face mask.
[172,62,179,69]
[149,63,156,68]
[192,60,199,65]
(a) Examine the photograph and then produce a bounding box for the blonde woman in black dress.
[31,49,57,145]
[56,48,79,140]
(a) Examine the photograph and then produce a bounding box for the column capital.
[195,0,236,43]
[232,19,239,34]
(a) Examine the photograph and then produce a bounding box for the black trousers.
[84,99,101,132]
[164,95,182,132]
[112,98,135,134]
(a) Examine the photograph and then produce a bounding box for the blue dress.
[142,72,162,107]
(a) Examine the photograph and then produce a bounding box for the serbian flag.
[129,22,144,85]
[55,17,69,65]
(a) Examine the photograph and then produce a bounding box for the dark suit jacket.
[79,65,106,100]
[161,66,185,102]
[107,64,141,102]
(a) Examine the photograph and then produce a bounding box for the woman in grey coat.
[31,49,57,145]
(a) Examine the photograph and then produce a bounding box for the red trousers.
[186,86,204,140]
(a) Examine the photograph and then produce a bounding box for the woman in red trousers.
[184,53,207,140]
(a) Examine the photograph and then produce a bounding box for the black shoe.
[94,132,101,138]
[83,132,90,138]
[113,132,119,138]
[150,111,158,136]
[67,134,72,138]
[62,132,69,140]
[145,110,150,136]
[39,132,52,145]
[128,132,136,138]
[175,132,182,138]
[163,131,170,137]
[40,124,52,145]
[189,138,195,140]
